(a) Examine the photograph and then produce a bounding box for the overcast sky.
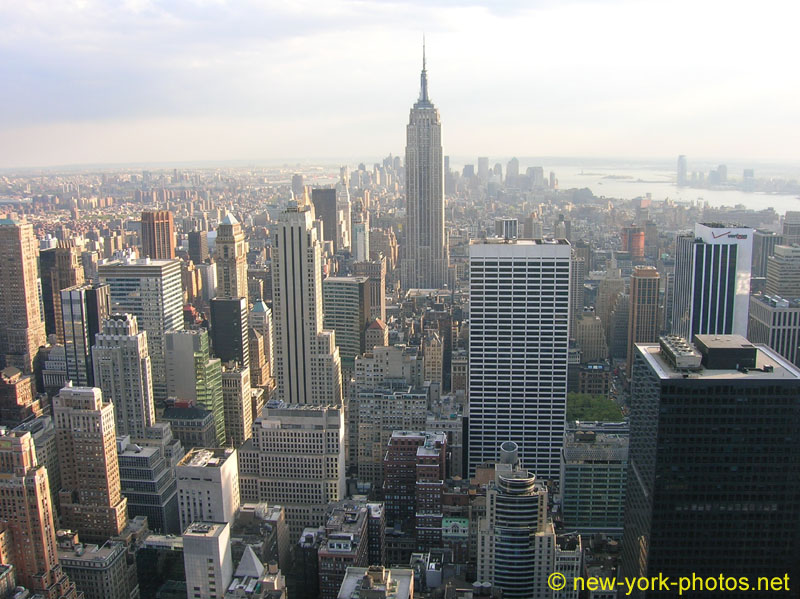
[1,0,798,168]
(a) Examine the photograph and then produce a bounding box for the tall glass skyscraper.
[401,43,448,290]
[622,335,800,596]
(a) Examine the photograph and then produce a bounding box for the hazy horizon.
[2,0,798,169]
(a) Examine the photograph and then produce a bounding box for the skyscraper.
[183,522,234,599]
[60,283,110,387]
[54,384,128,542]
[401,43,448,290]
[670,223,753,341]
[0,429,78,598]
[322,276,372,370]
[250,300,274,378]
[622,335,800,596]
[221,364,253,448]
[676,154,687,186]
[751,229,781,279]
[215,213,248,299]
[188,229,209,265]
[291,173,305,199]
[626,266,660,376]
[468,239,571,481]
[0,219,47,373]
[141,210,176,260]
[46,240,85,344]
[569,251,586,339]
[99,257,183,401]
[747,294,800,367]
[271,200,342,405]
[92,313,155,439]
[476,442,550,599]
[782,211,800,245]
[765,244,800,297]
[353,258,387,322]
[165,329,225,446]
[210,296,249,369]
[311,188,338,252]
[176,447,240,531]
[352,212,370,262]
[336,170,352,253]
[238,403,345,538]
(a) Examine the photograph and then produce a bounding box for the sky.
[0,0,798,168]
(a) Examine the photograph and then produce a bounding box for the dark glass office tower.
[187,230,209,264]
[311,188,337,252]
[622,335,800,597]
[60,283,110,386]
[209,296,249,369]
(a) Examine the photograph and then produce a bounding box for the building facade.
[99,257,183,401]
[92,313,155,439]
[54,384,128,542]
[177,448,241,532]
[670,223,753,341]
[621,335,800,596]
[141,210,176,260]
[401,47,448,290]
[271,201,342,405]
[468,239,571,481]
[0,219,47,372]
[238,404,345,539]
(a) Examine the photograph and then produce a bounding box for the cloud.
[0,0,798,166]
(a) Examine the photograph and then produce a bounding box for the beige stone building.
[54,384,128,542]
[0,219,47,373]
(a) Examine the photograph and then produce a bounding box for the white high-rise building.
[336,170,352,252]
[352,212,370,262]
[183,522,233,599]
[671,223,753,340]
[176,447,240,532]
[92,313,155,439]
[468,239,571,481]
[401,43,448,290]
[271,200,342,405]
[99,257,183,400]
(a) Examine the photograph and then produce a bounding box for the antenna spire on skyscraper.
[419,34,429,104]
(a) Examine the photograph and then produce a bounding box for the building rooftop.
[471,237,570,245]
[324,276,370,284]
[752,293,800,309]
[142,534,184,550]
[99,257,180,269]
[178,447,235,469]
[184,522,227,538]
[162,405,213,420]
[58,540,125,566]
[563,431,628,462]
[251,300,269,313]
[116,439,160,459]
[638,335,800,381]
[220,212,239,226]
[337,566,413,599]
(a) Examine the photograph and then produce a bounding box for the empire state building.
[402,44,448,290]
